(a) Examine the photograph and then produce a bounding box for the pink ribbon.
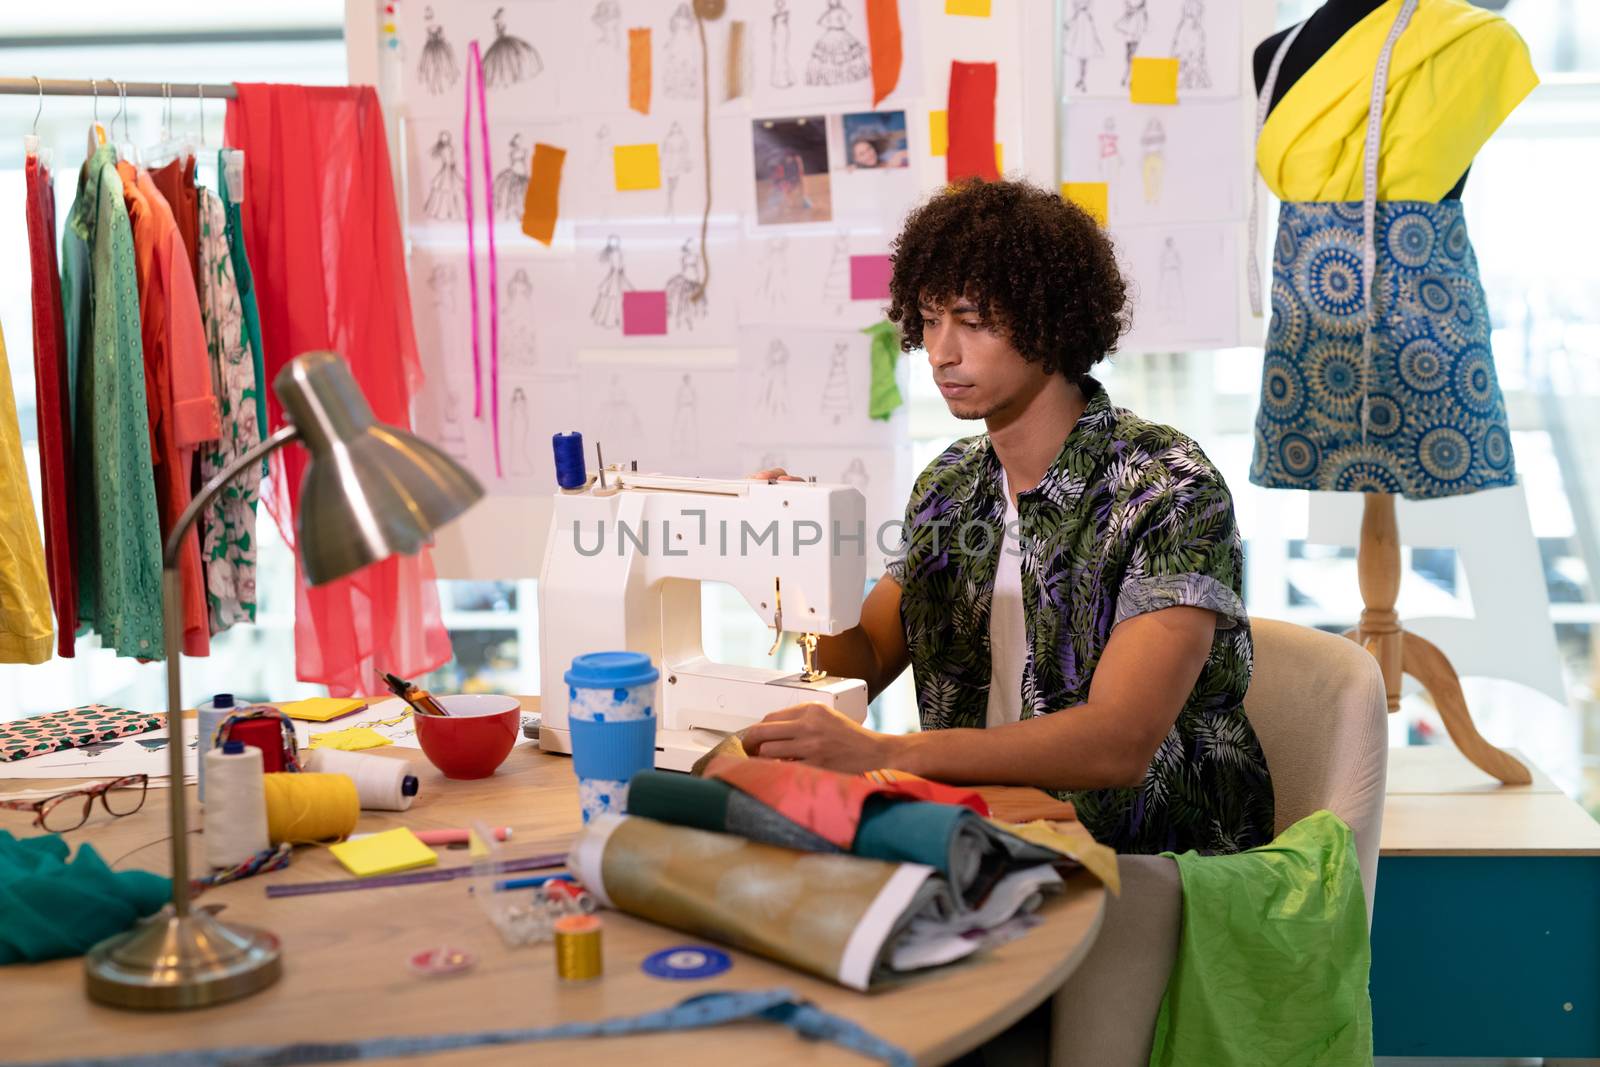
[463,40,501,476]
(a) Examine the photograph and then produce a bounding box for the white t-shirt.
[986,473,1027,728]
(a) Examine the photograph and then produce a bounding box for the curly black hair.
[886,179,1130,382]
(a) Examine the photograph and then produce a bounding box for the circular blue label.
[641,945,732,980]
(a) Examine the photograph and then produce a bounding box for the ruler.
[266,851,568,898]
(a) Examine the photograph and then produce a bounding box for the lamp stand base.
[85,907,282,1010]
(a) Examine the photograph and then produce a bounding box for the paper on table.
[0,728,199,782]
[275,698,367,723]
[307,727,394,752]
[293,698,538,752]
[329,827,438,878]
[1129,57,1179,105]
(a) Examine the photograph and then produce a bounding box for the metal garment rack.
[0,77,236,99]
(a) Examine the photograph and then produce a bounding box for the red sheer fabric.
[225,84,451,696]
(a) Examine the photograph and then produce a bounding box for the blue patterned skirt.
[1250,200,1516,500]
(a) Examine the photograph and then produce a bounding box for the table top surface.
[1380,746,1600,857]
[0,699,1105,1067]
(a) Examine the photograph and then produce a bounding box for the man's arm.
[744,605,1217,790]
[813,574,909,704]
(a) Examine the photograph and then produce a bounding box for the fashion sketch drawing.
[761,339,791,416]
[806,0,870,87]
[770,0,796,89]
[493,133,530,221]
[665,239,709,331]
[662,121,693,219]
[1063,0,1102,94]
[663,3,702,101]
[756,236,789,312]
[504,269,537,366]
[482,6,543,88]
[592,235,633,329]
[424,131,466,221]
[418,6,459,95]
[592,1,621,49]
[1115,1,1149,87]
[1171,0,1211,90]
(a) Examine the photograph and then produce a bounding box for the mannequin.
[1249,0,1535,785]
[1253,0,1469,198]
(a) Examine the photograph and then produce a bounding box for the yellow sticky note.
[928,110,948,157]
[329,828,438,878]
[613,143,662,191]
[308,726,393,752]
[1129,57,1180,105]
[1061,181,1109,226]
[277,697,367,723]
[994,143,1004,173]
[945,0,991,15]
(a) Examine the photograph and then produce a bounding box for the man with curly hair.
[748,180,1273,855]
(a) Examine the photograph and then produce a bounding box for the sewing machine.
[538,468,870,772]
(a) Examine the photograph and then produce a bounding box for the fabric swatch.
[866,0,903,107]
[946,61,999,182]
[629,27,652,114]
[1130,57,1180,105]
[521,142,566,245]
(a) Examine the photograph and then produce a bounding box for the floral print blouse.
[887,380,1274,855]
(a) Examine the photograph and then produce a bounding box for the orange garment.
[148,156,201,290]
[119,161,221,657]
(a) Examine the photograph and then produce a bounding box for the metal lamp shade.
[275,352,484,586]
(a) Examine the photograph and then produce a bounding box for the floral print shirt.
[887,380,1274,855]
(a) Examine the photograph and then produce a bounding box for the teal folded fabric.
[0,831,171,964]
[1149,810,1372,1067]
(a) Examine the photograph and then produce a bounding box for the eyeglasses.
[0,775,149,833]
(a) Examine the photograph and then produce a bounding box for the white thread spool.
[204,741,269,868]
[196,692,239,803]
[304,749,419,811]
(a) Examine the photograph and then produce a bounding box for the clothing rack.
[0,77,237,100]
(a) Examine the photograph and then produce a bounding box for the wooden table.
[1372,746,1600,1059]
[1,700,1105,1066]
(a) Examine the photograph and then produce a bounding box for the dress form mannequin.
[1253,0,1530,785]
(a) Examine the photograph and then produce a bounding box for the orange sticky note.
[929,110,948,156]
[994,143,1003,173]
[629,27,651,114]
[613,143,661,191]
[945,0,991,14]
[1061,181,1109,226]
[1129,57,1179,105]
[522,142,566,245]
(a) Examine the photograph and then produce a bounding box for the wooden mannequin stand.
[1349,492,1532,785]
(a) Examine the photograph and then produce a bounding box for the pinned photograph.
[752,115,832,226]
[839,110,909,171]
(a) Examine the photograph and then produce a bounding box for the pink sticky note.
[622,291,668,335]
[850,255,892,301]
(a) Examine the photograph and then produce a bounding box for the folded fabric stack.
[566,757,1112,990]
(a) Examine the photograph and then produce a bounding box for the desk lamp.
[84,351,484,1009]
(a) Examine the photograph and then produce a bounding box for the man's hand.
[742,702,900,773]
[749,467,806,482]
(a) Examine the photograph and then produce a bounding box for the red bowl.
[413,695,521,779]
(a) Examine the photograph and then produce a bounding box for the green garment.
[64,146,164,658]
[1150,810,1373,1067]
[888,378,1272,855]
[218,151,270,464]
[862,319,903,420]
[0,831,170,964]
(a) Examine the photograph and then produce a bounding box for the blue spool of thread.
[553,431,587,489]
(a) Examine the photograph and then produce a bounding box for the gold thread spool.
[553,914,603,982]
[262,772,361,844]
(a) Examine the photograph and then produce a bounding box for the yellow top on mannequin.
[1257,0,1538,203]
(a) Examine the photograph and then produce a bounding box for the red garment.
[148,156,201,290]
[24,153,77,657]
[226,84,451,696]
[705,756,990,850]
[119,162,221,657]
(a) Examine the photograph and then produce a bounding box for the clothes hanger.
[144,82,176,166]
[114,81,139,165]
[23,75,41,159]
[85,78,107,162]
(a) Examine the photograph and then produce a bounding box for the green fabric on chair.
[1149,810,1372,1067]
[0,831,170,964]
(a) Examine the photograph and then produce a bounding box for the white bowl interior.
[433,694,521,719]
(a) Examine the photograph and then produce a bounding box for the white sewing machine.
[538,467,869,772]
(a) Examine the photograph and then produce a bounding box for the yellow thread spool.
[553,914,603,982]
[262,772,361,844]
